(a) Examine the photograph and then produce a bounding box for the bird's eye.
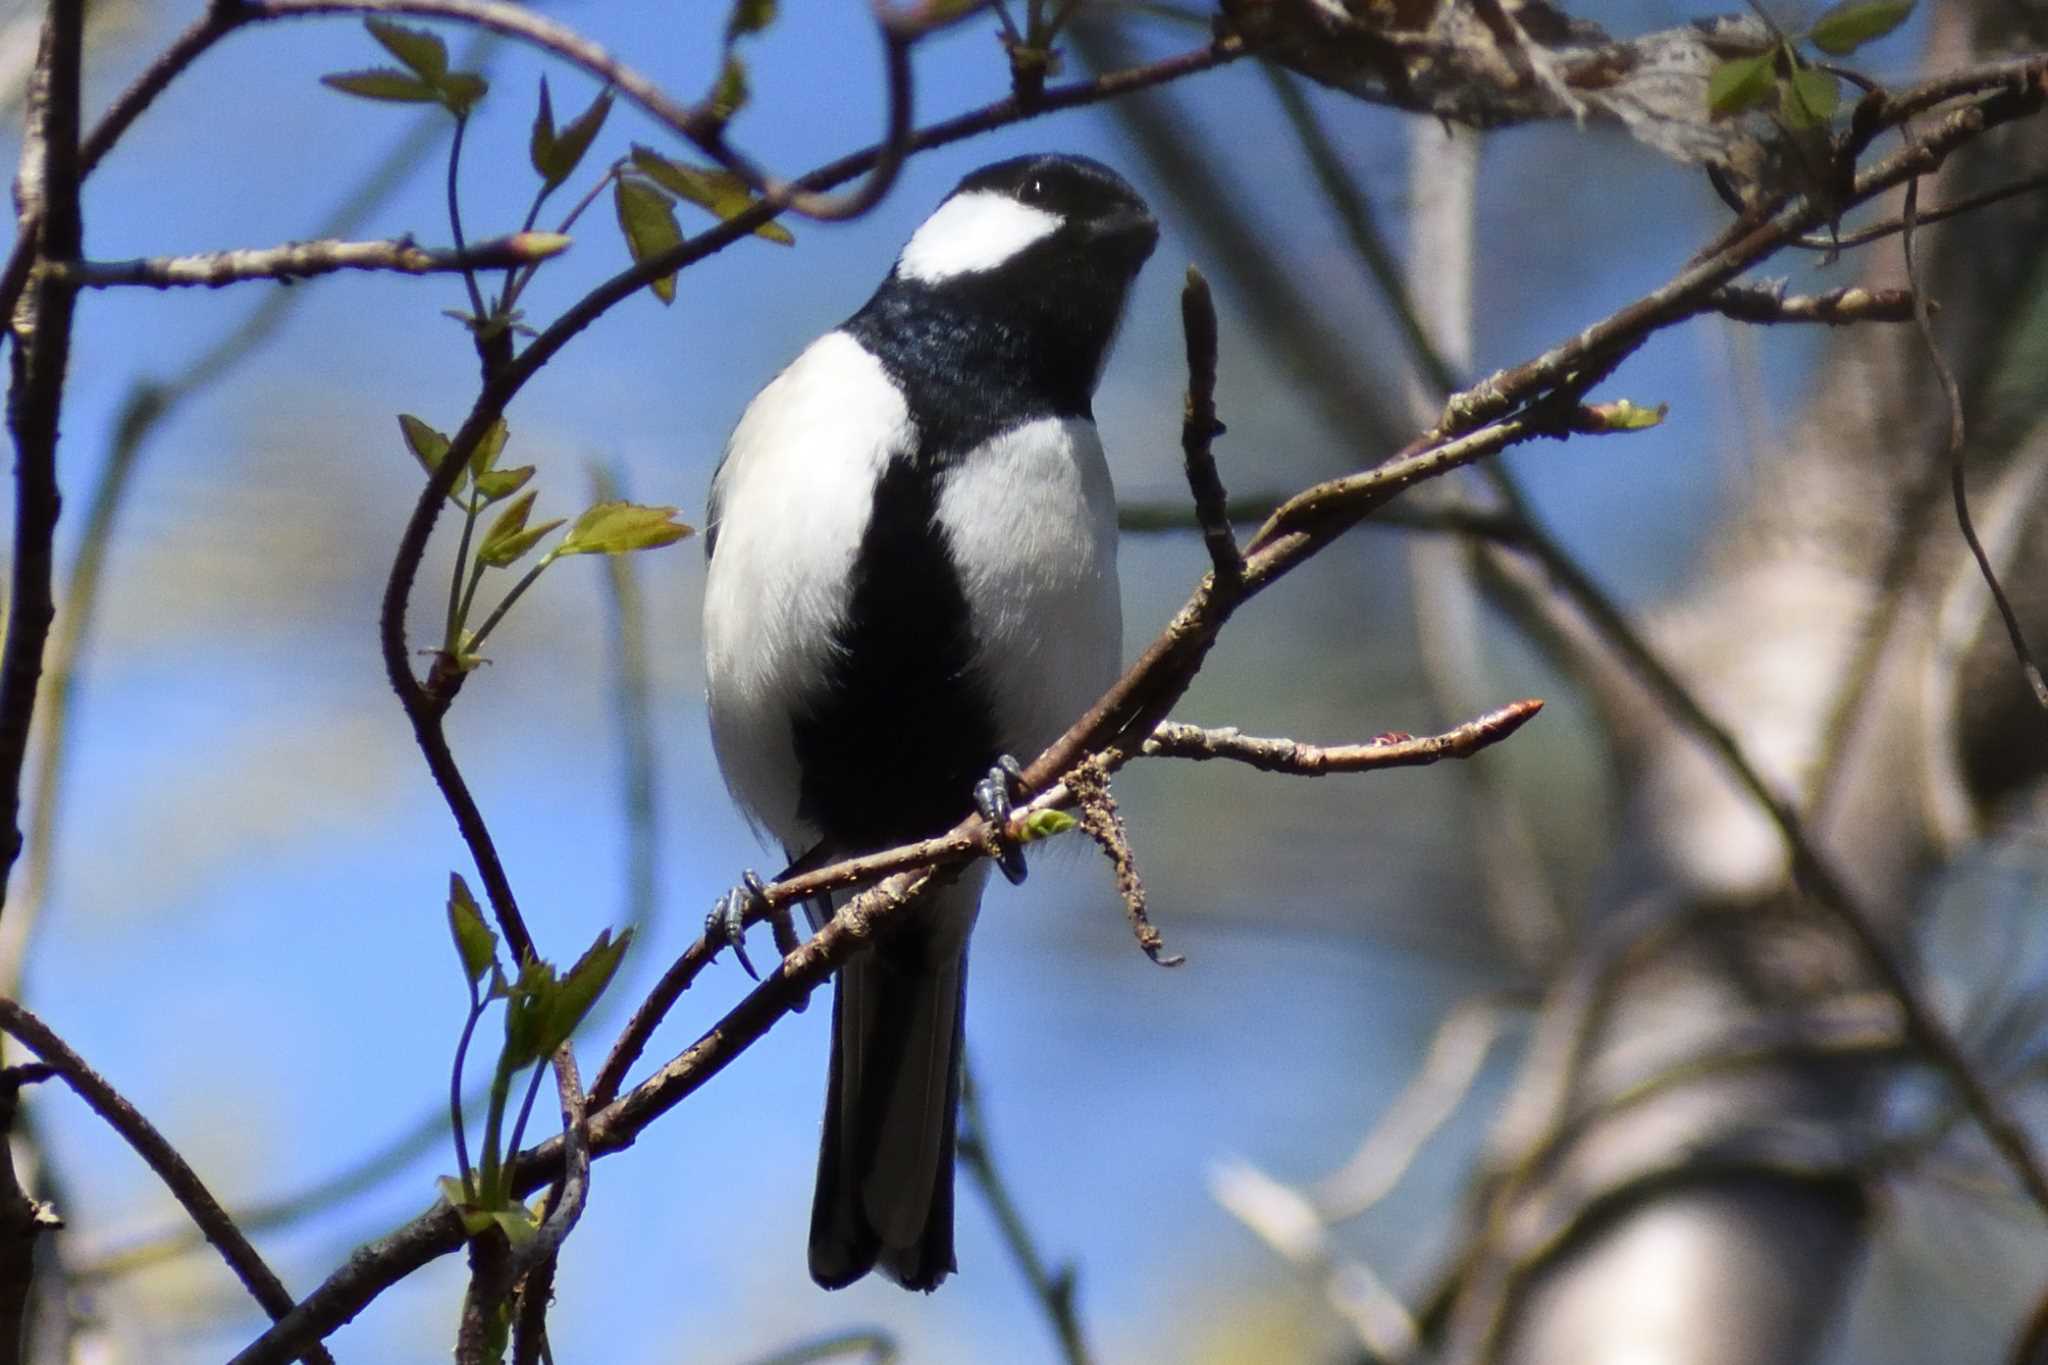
[1019,176,1048,206]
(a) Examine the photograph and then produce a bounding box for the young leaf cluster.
[441,873,631,1237]
[321,18,489,117]
[1707,0,1915,129]
[613,145,795,306]
[397,415,692,672]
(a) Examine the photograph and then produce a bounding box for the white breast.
[703,331,914,848]
[936,416,1122,762]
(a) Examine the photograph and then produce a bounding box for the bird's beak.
[1090,206,1160,267]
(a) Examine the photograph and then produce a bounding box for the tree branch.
[50,232,569,289]
[1705,282,1920,325]
[1142,700,1543,775]
[0,0,85,922]
[0,999,333,1365]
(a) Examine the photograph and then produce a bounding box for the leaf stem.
[503,1058,549,1178]
[505,162,621,319]
[496,181,553,316]
[446,112,486,319]
[477,1051,515,1206]
[464,554,555,655]
[444,493,481,650]
[450,987,485,1198]
[456,557,489,637]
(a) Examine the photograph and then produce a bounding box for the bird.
[700,152,1158,1291]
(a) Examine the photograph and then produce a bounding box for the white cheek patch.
[895,190,1062,284]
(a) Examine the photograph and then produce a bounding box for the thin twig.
[0,999,334,1365]
[1143,700,1543,775]
[50,232,568,289]
[957,1062,1092,1365]
[1265,64,1460,398]
[511,1048,588,1277]
[1311,997,1515,1221]
[1797,167,2048,250]
[587,944,711,1111]
[690,0,920,222]
[1209,1156,1421,1362]
[0,0,86,919]
[1499,517,2048,1216]
[1902,167,2048,707]
[1706,282,1920,325]
[1178,266,1238,583]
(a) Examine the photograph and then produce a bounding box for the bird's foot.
[974,755,1031,886]
[707,869,769,980]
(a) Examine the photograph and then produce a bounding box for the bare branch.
[1312,996,1516,1221]
[1143,699,1543,776]
[0,0,86,922]
[0,999,334,1365]
[1706,282,1921,325]
[958,1062,1092,1365]
[51,231,569,290]
[1902,164,2048,708]
[1210,1156,1421,1362]
[1177,266,1239,583]
[1495,516,2048,1216]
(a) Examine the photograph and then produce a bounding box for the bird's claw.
[707,870,769,980]
[974,756,1030,886]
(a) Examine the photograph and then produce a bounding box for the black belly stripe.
[791,453,997,852]
[791,263,1120,855]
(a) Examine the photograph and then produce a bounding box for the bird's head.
[893,153,1158,292]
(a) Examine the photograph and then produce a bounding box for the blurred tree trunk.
[1448,3,2048,1361]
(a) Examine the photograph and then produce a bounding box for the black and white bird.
[701,153,1157,1290]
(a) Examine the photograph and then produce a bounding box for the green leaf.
[467,417,509,481]
[446,872,497,987]
[473,465,535,503]
[501,958,555,1068]
[1018,809,1077,841]
[536,928,632,1057]
[628,146,794,245]
[555,500,694,556]
[365,17,448,81]
[530,76,558,179]
[490,1207,538,1247]
[479,491,565,569]
[321,69,440,104]
[438,1176,495,1232]
[613,178,684,303]
[727,0,777,39]
[711,53,748,121]
[398,413,449,473]
[479,489,534,550]
[1706,53,1777,118]
[1808,0,1914,55]
[481,517,563,569]
[397,415,461,504]
[437,70,489,118]
[1781,66,1840,127]
[543,88,612,190]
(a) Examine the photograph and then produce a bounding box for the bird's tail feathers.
[809,875,978,1292]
